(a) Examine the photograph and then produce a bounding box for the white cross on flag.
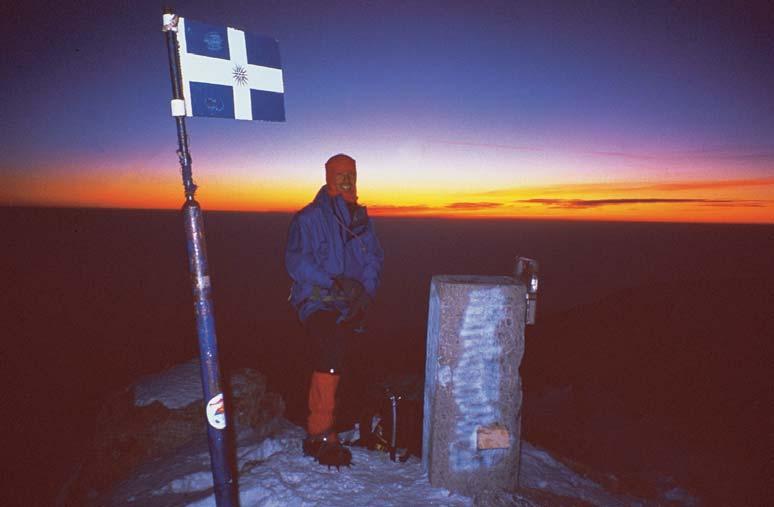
[175,17,285,122]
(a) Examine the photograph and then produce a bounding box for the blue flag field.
[176,17,285,122]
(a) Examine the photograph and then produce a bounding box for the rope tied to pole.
[177,148,197,198]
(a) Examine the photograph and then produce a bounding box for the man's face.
[325,154,358,203]
[333,169,356,196]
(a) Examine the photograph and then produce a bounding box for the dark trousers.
[305,311,357,374]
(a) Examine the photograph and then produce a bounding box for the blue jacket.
[286,186,384,322]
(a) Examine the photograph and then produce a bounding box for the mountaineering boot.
[303,433,353,469]
[302,433,328,458]
[306,365,351,468]
[316,439,352,470]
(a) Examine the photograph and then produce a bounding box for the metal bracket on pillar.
[515,257,539,325]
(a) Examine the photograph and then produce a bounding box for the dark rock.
[63,365,284,504]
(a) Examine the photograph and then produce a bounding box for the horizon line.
[2,203,772,226]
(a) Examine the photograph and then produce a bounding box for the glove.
[345,290,371,323]
[332,276,365,301]
[332,276,371,322]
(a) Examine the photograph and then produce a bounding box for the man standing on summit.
[285,153,384,467]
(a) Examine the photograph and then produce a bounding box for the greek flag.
[176,17,285,121]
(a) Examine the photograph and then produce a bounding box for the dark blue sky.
[2,1,772,221]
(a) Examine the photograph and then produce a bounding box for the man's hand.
[332,276,364,300]
[344,290,371,322]
[332,276,371,322]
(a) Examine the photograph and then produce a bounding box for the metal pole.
[163,10,236,506]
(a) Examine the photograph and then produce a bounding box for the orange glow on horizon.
[3,170,772,224]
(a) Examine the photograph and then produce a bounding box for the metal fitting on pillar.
[514,257,539,325]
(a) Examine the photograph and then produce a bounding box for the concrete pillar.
[422,275,526,497]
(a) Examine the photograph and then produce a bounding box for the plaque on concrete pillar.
[422,275,526,497]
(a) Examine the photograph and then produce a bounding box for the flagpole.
[162,9,237,507]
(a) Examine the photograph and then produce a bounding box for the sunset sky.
[3,1,772,223]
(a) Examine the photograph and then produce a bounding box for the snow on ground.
[229,428,473,507]
[102,362,693,506]
[519,442,642,507]
[107,421,474,507]
[134,360,203,410]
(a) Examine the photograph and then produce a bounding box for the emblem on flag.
[175,17,285,121]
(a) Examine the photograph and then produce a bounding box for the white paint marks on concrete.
[438,365,452,388]
[450,288,507,471]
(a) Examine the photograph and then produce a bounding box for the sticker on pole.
[206,393,227,429]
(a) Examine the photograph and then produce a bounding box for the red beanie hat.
[325,154,357,203]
